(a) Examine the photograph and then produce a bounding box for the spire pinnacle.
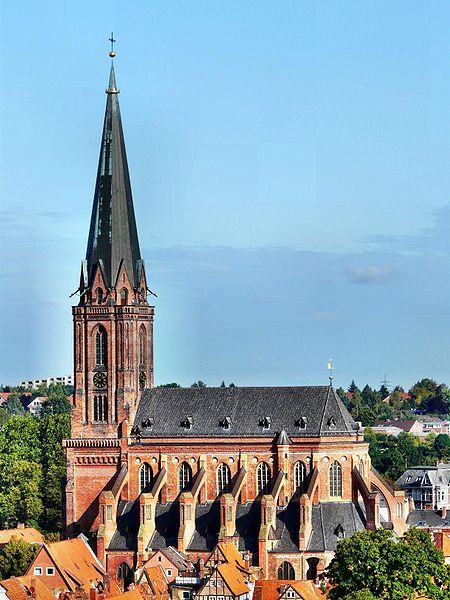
[106,33,119,94]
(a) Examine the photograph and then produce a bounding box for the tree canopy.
[0,537,39,579]
[326,528,450,599]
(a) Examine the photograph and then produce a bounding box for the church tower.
[71,51,154,438]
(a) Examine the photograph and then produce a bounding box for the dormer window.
[327,416,337,429]
[141,417,154,429]
[296,417,307,430]
[335,524,345,539]
[220,416,232,430]
[181,416,193,430]
[259,416,271,430]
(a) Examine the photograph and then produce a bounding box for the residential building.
[254,580,325,600]
[26,534,107,593]
[24,396,47,415]
[371,418,450,438]
[0,525,44,548]
[397,464,450,510]
[63,51,408,583]
[141,547,188,583]
[19,375,74,390]
[0,577,54,600]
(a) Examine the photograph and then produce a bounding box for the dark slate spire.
[85,57,142,289]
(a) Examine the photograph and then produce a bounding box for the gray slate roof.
[407,509,450,528]
[148,503,179,550]
[307,502,365,552]
[396,464,450,489]
[134,386,357,438]
[187,502,220,551]
[85,62,142,289]
[108,500,138,551]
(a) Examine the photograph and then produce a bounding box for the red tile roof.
[0,528,44,546]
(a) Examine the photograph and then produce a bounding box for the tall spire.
[85,45,142,290]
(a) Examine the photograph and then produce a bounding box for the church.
[64,52,408,582]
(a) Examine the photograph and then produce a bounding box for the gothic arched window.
[217,463,231,495]
[120,288,128,306]
[257,462,270,495]
[294,460,308,494]
[139,463,153,493]
[139,325,147,367]
[329,460,342,497]
[95,326,107,367]
[96,287,103,304]
[178,461,192,493]
[277,561,295,580]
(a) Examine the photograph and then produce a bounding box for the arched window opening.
[120,288,128,306]
[139,325,147,367]
[257,462,270,495]
[178,462,192,493]
[96,287,103,304]
[277,561,295,580]
[306,557,319,580]
[93,395,108,423]
[217,463,231,495]
[116,562,132,589]
[358,459,365,478]
[329,461,342,497]
[139,463,153,493]
[95,326,107,367]
[294,461,307,494]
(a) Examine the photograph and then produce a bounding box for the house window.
[167,569,172,577]
[286,591,296,599]
[179,461,193,492]
[95,326,107,367]
[182,593,190,600]
[277,561,295,580]
[294,460,307,493]
[217,463,231,494]
[257,462,270,495]
[329,460,342,497]
[46,567,55,576]
[33,567,43,576]
[139,462,153,493]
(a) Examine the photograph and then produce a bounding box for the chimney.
[17,523,25,529]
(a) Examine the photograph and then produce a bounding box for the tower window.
[139,325,147,367]
[257,462,270,495]
[139,462,153,493]
[217,463,231,495]
[329,460,342,497]
[96,287,103,304]
[294,460,307,493]
[93,395,108,422]
[120,288,128,305]
[178,461,192,493]
[95,326,107,367]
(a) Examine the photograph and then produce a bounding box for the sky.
[1,1,450,390]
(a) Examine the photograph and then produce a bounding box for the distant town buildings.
[397,464,450,510]
[371,417,450,438]
[18,374,73,389]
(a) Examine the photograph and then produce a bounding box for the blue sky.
[1,1,450,389]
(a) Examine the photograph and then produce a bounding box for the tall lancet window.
[139,325,147,367]
[329,460,342,497]
[95,326,107,368]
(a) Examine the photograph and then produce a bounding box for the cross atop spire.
[108,32,116,57]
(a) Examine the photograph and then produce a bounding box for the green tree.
[409,378,437,407]
[41,395,71,415]
[434,434,450,461]
[0,537,39,578]
[158,382,181,388]
[4,394,25,416]
[326,528,450,599]
[191,380,206,388]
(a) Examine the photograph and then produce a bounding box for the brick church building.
[64,53,408,582]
